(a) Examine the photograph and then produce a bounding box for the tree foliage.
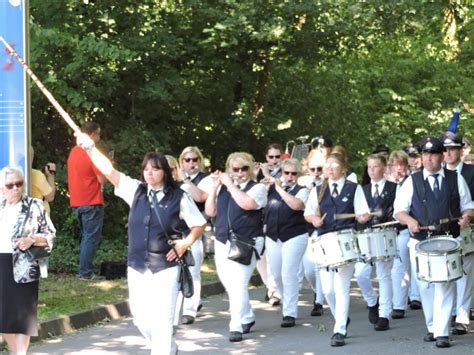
[27,1,473,271]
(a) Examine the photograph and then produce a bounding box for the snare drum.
[415,236,463,283]
[311,229,360,269]
[357,228,398,262]
[457,226,474,256]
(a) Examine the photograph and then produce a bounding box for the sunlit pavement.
[31,283,473,354]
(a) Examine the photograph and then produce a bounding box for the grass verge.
[38,257,218,320]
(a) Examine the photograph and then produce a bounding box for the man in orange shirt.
[67,121,106,280]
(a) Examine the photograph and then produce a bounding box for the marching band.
[180,131,473,350]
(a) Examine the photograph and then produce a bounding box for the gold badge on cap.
[425,142,433,149]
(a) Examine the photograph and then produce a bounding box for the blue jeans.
[73,205,104,277]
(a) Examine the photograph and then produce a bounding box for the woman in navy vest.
[354,154,396,331]
[178,147,211,325]
[205,152,267,343]
[265,159,309,327]
[76,133,206,355]
[304,152,371,347]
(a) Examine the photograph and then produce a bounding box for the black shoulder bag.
[226,198,259,266]
[21,200,51,262]
[150,194,194,298]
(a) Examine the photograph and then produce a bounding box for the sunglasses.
[283,171,298,176]
[267,155,281,159]
[232,166,250,173]
[309,167,323,173]
[5,181,24,190]
[183,157,199,163]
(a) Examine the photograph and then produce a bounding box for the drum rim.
[361,227,397,234]
[415,237,460,255]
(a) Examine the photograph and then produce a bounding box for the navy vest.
[410,169,461,241]
[461,164,474,198]
[265,184,308,242]
[316,180,358,235]
[215,181,264,244]
[359,181,396,230]
[127,184,184,273]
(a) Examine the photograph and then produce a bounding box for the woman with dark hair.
[76,134,206,355]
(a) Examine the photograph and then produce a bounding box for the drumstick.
[0,36,81,134]
[335,211,382,220]
[320,213,327,222]
[372,220,400,228]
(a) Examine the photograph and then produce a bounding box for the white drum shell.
[415,237,463,283]
[357,228,398,262]
[311,229,360,269]
[457,227,474,256]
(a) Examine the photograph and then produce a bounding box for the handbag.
[21,200,51,262]
[227,231,256,266]
[150,192,194,298]
[226,202,259,266]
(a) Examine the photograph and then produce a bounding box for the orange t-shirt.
[67,145,104,207]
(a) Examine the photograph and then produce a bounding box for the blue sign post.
[0,0,30,189]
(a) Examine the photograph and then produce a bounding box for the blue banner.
[0,0,28,175]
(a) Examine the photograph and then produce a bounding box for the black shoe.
[269,295,281,306]
[242,321,255,334]
[374,317,389,331]
[197,303,203,312]
[330,333,345,347]
[78,273,106,281]
[392,309,405,319]
[435,336,450,348]
[450,315,456,328]
[368,302,379,324]
[424,332,435,342]
[311,303,324,317]
[409,300,422,310]
[281,316,295,328]
[229,331,243,342]
[181,315,195,325]
[452,322,469,335]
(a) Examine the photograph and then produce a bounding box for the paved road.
[31,284,473,354]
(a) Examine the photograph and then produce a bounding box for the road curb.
[33,274,263,342]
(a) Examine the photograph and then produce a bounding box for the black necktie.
[374,183,380,199]
[432,174,440,200]
[332,183,338,198]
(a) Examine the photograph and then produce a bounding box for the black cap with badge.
[311,135,333,149]
[403,143,422,157]
[419,137,445,154]
[440,131,463,148]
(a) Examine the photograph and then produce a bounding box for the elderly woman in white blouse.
[0,166,55,355]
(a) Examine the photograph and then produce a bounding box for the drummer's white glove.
[75,132,95,152]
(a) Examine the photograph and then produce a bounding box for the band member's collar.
[422,168,445,180]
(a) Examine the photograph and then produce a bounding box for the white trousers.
[256,252,280,298]
[128,266,179,355]
[266,234,308,318]
[408,238,455,337]
[355,259,393,318]
[454,253,474,325]
[301,236,324,304]
[214,237,264,332]
[319,263,355,335]
[391,228,411,310]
